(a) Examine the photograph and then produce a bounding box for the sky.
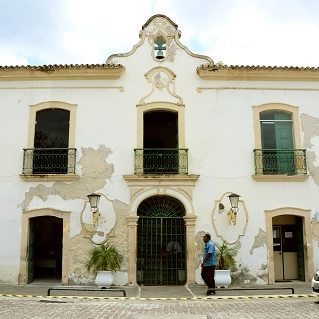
[1,0,319,67]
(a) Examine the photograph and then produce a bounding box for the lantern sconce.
[87,193,101,226]
[227,193,241,225]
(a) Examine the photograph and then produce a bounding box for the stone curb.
[0,293,318,301]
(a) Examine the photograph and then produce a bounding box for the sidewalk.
[0,280,315,299]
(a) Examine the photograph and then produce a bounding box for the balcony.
[22,148,77,178]
[134,148,188,175]
[253,149,307,176]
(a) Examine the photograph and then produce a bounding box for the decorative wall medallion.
[80,193,116,244]
[212,192,248,244]
[140,67,183,105]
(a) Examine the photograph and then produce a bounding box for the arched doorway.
[273,215,304,281]
[265,207,313,284]
[137,195,186,285]
[20,208,70,285]
[28,216,63,282]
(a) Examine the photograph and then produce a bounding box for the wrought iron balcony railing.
[134,148,188,175]
[253,149,307,175]
[22,148,77,175]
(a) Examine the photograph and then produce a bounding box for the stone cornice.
[252,174,309,182]
[0,64,125,81]
[123,174,199,186]
[197,66,319,81]
[20,174,80,182]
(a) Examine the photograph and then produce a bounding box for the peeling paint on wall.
[108,199,129,272]
[18,144,131,284]
[231,267,258,285]
[68,198,129,284]
[19,145,114,210]
[301,113,319,185]
[249,228,266,255]
[312,217,319,247]
[69,233,93,284]
[195,231,206,269]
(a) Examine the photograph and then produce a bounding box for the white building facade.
[1,14,319,286]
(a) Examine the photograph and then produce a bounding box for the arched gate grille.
[137,196,186,285]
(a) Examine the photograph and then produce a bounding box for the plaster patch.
[69,199,129,284]
[108,199,129,271]
[195,231,206,269]
[68,232,93,282]
[231,267,258,285]
[301,113,319,186]
[19,145,114,210]
[301,113,319,149]
[249,228,266,255]
[310,136,319,167]
[312,218,319,246]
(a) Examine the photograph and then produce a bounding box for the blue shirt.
[203,240,217,267]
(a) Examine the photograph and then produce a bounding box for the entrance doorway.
[273,216,304,281]
[28,216,63,283]
[137,195,186,285]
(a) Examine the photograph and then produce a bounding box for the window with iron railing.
[134,148,188,175]
[253,149,307,175]
[22,148,77,175]
[21,105,77,178]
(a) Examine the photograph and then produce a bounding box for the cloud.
[0,0,319,66]
[0,46,28,65]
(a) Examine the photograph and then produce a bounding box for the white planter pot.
[95,271,114,288]
[215,270,231,288]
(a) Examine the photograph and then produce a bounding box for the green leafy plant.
[85,243,123,274]
[216,240,237,270]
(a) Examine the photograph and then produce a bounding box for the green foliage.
[215,61,225,68]
[85,243,123,274]
[216,240,237,271]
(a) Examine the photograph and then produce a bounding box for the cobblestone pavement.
[0,280,314,298]
[0,296,318,319]
[0,282,318,318]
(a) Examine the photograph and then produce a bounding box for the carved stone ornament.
[212,192,248,244]
[140,67,183,105]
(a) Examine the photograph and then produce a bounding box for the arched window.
[22,101,77,180]
[260,111,295,174]
[35,108,70,149]
[33,109,70,174]
[252,103,307,179]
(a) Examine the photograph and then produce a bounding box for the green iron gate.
[137,196,186,285]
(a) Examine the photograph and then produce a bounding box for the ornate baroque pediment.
[140,67,183,105]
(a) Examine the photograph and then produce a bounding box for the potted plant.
[215,240,237,288]
[86,242,123,288]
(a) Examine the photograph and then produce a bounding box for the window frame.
[252,103,308,182]
[21,101,79,182]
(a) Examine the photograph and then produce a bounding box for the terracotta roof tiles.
[0,63,123,70]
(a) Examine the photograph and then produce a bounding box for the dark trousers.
[201,266,216,289]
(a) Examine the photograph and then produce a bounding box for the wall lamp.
[227,193,241,225]
[87,193,101,226]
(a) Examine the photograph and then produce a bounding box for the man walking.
[201,233,217,296]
